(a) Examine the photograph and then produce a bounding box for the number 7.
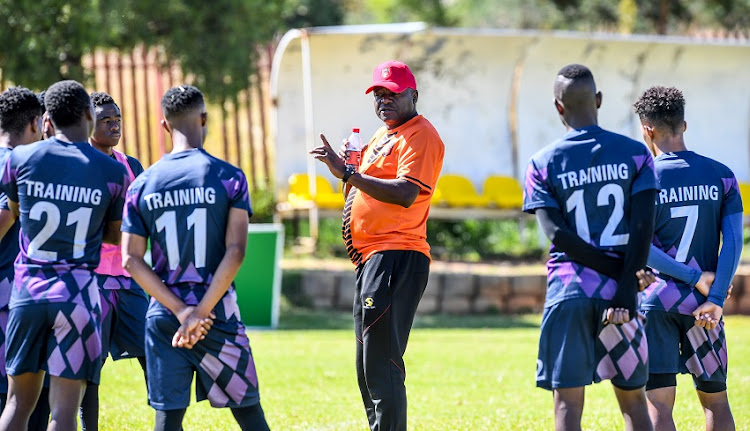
[670,205,699,263]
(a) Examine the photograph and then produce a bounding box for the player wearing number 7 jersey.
[522,64,656,431]
[635,86,743,431]
[0,80,129,431]
[121,85,269,431]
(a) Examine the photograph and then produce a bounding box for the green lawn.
[99,313,750,430]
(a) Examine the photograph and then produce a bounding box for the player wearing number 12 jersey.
[635,86,743,431]
[121,85,269,431]
[0,80,129,431]
[523,64,656,431]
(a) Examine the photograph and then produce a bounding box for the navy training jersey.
[121,148,252,324]
[0,147,19,309]
[641,151,743,314]
[523,125,658,308]
[0,138,129,309]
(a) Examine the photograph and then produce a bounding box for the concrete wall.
[272,25,750,194]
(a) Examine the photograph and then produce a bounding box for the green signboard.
[234,223,284,328]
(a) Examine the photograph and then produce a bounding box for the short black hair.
[161,85,204,119]
[90,91,118,109]
[0,87,43,135]
[633,86,685,135]
[45,80,92,128]
[37,90,46,108]
[557,64,594,81]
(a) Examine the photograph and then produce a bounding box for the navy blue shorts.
[146,314,260,410]
[5,303,102,384]
[0,307,8,393]
[98,275,148,361]
[643,310,727,385]
[537,298,648,390]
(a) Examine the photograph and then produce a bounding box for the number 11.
[155,208,207,270]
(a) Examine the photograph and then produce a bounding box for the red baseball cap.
[365,60,417,94]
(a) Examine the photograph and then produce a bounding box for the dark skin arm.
[174,207,249,347]
[608,189,657,324]
[311,133,419,208]
[536,207,623,279]
[102,220,122,245]
[0,200,20,242]
[0,210,14,242]
[122,232,213,348]
[536,200,656,305]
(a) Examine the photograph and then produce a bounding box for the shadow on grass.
[277,307,540,330]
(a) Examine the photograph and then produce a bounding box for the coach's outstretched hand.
[310,133,346,180]
[173,306,216,349]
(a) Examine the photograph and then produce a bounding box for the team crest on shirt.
[381,67,391,79]
[363,297,375,309]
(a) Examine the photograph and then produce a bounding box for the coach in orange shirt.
[311,60,444,431]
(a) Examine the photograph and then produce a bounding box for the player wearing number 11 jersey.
[635,86,742,431]
[523,64,656,431]
[121,85,268,431]
[0,80,129,431]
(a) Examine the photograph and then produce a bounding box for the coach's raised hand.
[310,133,346,179]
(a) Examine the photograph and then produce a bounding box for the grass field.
[99,312,750,430]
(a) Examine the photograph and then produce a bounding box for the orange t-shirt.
[342,115,445,265]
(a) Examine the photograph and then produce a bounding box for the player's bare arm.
[6,199,19,219]
[607,188,656,324]
[173,207,249,348]
[102,220,122,245]
[694,272,716,297]
[122,231,213,346]
[312,133,419,207]
[537,207,623,278]
[0,208,17,242]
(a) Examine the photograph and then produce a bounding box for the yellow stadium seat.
[482,175,523,209]
[432,174,489,207]
[739,182,750,216]
[287,173,344,209]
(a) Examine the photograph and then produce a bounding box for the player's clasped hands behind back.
[172,306,215,349]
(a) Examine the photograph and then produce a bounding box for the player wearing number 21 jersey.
[0,80,129,420]
[1,137,127,313]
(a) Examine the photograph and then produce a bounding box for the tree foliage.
[0,0,345,101]
[0,0,98,89]
[442,0,750,34]
[2,0,749,100]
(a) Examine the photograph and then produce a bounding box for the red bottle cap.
[352,128,360,133]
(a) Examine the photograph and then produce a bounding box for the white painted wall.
[272,25,750,195]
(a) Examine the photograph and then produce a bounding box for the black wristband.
[342,165,356,182]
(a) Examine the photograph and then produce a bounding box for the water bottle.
[345,128,363,169]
